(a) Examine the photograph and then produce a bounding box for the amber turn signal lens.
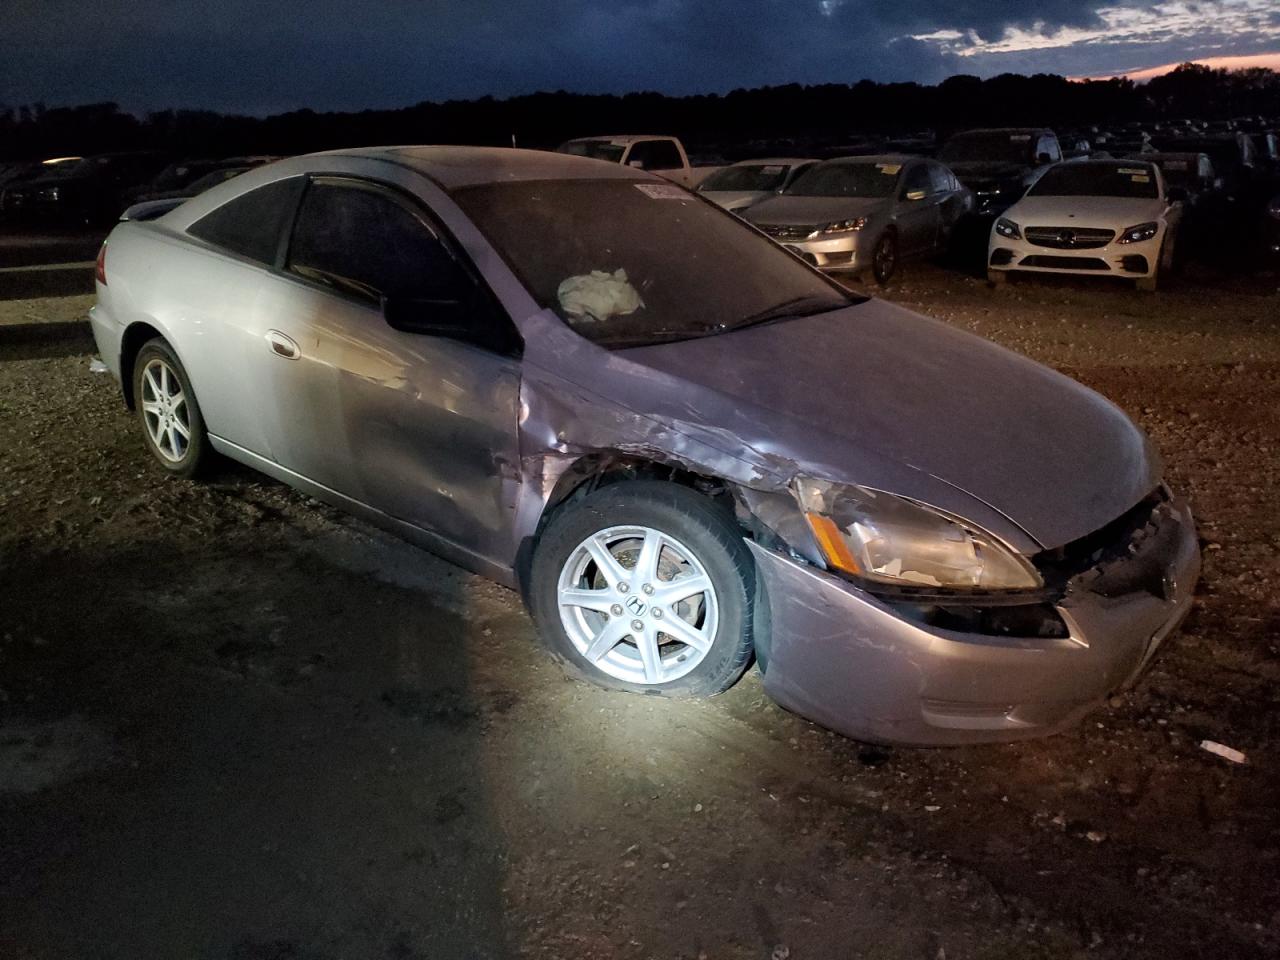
[804,512,861,575]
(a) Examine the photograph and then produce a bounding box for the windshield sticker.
[875,163,902,175]
[1131,174,1151,183]
[1010,134,1031,141]
[633,183,688,200]
[1164,159,1188,170]
[1117,167,1147,175]
[760,165,785,175]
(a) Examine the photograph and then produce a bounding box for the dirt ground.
[2,264,1278,960]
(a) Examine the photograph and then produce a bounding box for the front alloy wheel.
[557,525,719,685]
[872,231,898,285]
[530,481,757,697]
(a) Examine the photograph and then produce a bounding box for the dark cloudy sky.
[4,0,1278,114]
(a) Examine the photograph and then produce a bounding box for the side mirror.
[1167,186,1188,203]
[1036,152,1053,165]
[904,189,926,201]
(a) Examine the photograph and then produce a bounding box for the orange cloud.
[1073,50,1280,82]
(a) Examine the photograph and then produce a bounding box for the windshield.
[940,132,1033,164]
[557,141,626,163]
[698,163,792,193]
[785,161,902,198]
[1028,163,1159,199]
[451,179,855,348]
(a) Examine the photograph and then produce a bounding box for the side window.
[628,140,683,171]
[188,177,304,265]
[901,164,931,197]
[1036,136,1062,162]
[928,163,952,194]
[286,179,468,305]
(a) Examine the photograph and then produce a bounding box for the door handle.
[266,330,300,360]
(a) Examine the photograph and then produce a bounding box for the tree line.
[2,63,1277,162]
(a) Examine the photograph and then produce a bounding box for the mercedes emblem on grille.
[1058,229,1075,246]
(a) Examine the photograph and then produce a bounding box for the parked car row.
[0,153,278,226]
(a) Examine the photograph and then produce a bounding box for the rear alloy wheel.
[132,339,210,478]
[529,481,756,697]
[871,231,898,286]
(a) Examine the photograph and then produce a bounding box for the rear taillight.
[95,243,107,286]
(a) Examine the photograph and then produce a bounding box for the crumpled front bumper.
[751,498,1200,746]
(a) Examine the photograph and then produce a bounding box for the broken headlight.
[794,478,1042,591]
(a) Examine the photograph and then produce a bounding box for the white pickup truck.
[555,135,720,188]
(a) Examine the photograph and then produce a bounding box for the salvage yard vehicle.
[743,154,972,284]
[695,158,817,213]
[554,135,718,188]
[988,159,1183,291]
[1,152,169,225]
[89,146,1199,746]
[939,127,1061,216]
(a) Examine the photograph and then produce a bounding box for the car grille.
[758,223,817,242]
[1020,255,1109,271]
[1025,226,1115,249]
[1034,491,1179,599]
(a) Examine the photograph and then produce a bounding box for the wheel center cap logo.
[625,596,646,616]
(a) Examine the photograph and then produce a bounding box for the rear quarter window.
[187,177,304,265]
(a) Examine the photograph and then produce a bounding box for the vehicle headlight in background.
[1268,197,1280,221]
[39,187,60,202]
[819,217,867,234]
[1117,221,1159,244]
[794,478,1042,591]
[994,217,1021,240]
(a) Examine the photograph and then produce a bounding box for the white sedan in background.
[987,159,1182,291]
[695,158,817,213]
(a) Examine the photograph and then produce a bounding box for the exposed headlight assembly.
[794,478,1042,591]
[1117,221,1159,244]
[994,217,1021,240]
[819,217,867,234]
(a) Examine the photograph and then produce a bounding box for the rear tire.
[132,338,211,479]
[529,481,756,698]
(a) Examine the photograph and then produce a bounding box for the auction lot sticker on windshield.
[760,165,785,175]
[634,183,688,199]
[1164,159,1188,170]
[876,163,902,175]
[1118,167,1147,175]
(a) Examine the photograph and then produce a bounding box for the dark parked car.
[124,156,278,206]
[938,127,1061,215]
[1,152,169,225]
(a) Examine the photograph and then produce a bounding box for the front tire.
[871,230,898,286]
[132,338,210,478]
[529,481,756,697]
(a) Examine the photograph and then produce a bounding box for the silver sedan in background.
[695,158,817,213]
[744,154,973,284]
[89,147,1197,746]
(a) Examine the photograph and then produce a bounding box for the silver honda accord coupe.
[89,146,1200,745]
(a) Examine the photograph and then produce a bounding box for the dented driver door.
[258,175,524,568]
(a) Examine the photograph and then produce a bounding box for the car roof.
[314,145,657,189]
[819,153,923,165]
[726,157,815,166]
[560,135,677,146]
[948,127,1052,136]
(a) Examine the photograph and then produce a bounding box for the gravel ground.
[1,264,1278,960]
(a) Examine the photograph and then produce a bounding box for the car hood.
[701,190,771,211]
[1006,195,1168,228]
[744,195,891,227]
[618,300,1158,550]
